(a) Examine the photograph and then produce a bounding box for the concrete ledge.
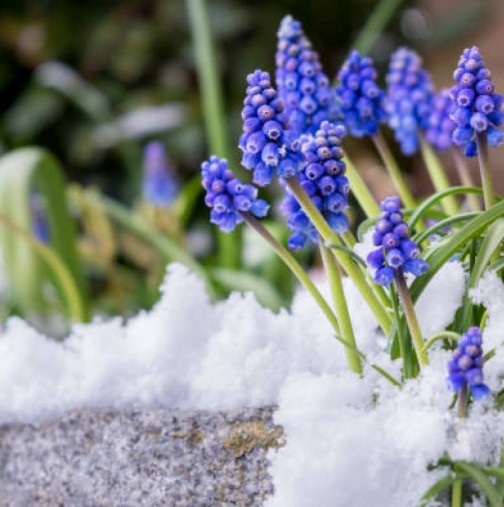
[0,407,283,506]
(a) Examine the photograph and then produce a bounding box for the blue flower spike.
[425,89,456,152]
[366,196,428,285]
[336,50,387,138]
[447,327,491,401]
[280,121,349,250]
[239,69,304,186]
[143,141,178,207]
[386,48,434,155]
[30,193,50,243]
[275,15,340,137]
[450,46,504,157]
[201,156,269,233]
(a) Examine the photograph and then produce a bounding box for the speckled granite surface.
[0,407,283,507]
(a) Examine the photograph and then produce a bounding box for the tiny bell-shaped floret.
[386,48,434,155]
[366,196,428,285]
[450,46,504,157]
[143,141,178,206]
[336,50,387,138]
[280,122,349,250]
[201,156,269,232]
[275,15,341,137]
[446,326,490,400]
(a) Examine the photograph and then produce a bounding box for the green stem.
[395,268,429,366]
[100,195,217,298]
[186,0,240,269]
[452,382,469,507]
[319,240,362,374]
[344,155,380,217]
[390,284,414,379]
[452,148,481,212]
[419,134,459,215]
[352,0,407,56]
[373,131,416,210]
[451,478,463,507]
[241,212,341,337]
[457,382,468,419]
[476,135,495,211]
[286,177,392,336]
[0,212,86,322]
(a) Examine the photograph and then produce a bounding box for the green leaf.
[324,241,366,267]
[410,200,504,303]
[412,212,479,245]
[419,473,460,506]
[454,461,504,507]
[0,147,88,321]
[469,218,504,288]
[408,186,482,230]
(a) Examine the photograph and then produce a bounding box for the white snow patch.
[1,260,503,507]
[416,261,466,337]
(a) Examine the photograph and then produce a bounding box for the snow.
[1,260,504,506]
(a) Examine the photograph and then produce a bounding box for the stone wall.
[0,407,283,507]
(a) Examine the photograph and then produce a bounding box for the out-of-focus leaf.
[0,147,88,321]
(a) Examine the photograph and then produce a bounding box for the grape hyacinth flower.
[30,193,50,243]
[367,196,428,286]
[275,15,340,137]
[143,141,178,206]
[450,46,504,157]
[447,326,490,401]
[386,48,434,155]
[201,155,269,232]
[280,122,349,250]
[239,69,304,186]
[425,89,456,152]
[336,50,387,138]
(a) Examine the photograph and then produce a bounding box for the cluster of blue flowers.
[366,196,428,286]
[447,326,490,400]
[275,15,339,137]
[201,155,269,232]
[239,69,303,186]
[280,122,349,250]
[386,48,434,155]
[336,50,387,138]
[143,141,178,207]
[450,46,504,157]
[425,89,455,152]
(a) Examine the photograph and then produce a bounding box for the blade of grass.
[352,0,407,56]
[187,0,240,269]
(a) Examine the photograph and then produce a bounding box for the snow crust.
[1,260,503,506]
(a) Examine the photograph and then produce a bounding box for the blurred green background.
[1,0,502,200]
[0,0,502,327]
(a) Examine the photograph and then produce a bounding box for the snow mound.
[1,260,503,507]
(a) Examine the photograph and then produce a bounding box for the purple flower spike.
[201,156,269,233]
[447,327,491,401]
[143,141,179,207]
[336,50,387,138]
[425,89,456,151]
[275,15,341,137]
[240,70,304,186]
[386,48,434,155]
[450,46,504,157]
[366,196,428,285]
[280,122,349,250]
